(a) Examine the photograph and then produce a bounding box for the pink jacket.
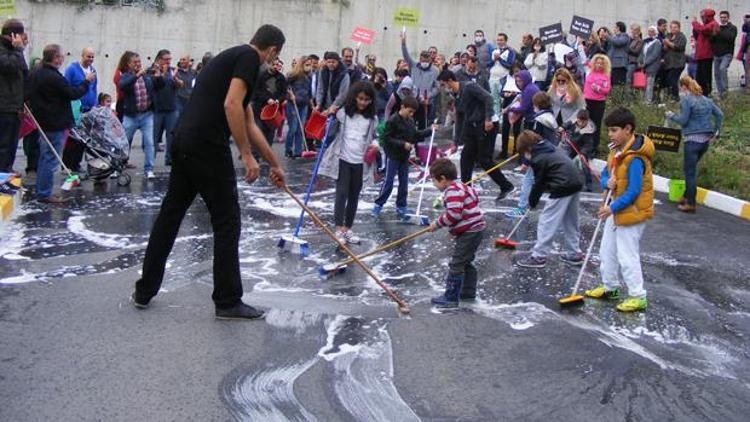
[583,71,611,101]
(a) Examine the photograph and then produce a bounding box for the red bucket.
[632,71,647,90]
[416,143,445,166]
[260,102,285,129]
[304,109,327,140]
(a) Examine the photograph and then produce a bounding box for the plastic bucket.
[668,179,686,202]
[260,103,285,129]
[304,109,327,140]
[416,143,445,165]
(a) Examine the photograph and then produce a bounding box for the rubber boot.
[460,266,477,300]
[431,274,464,308]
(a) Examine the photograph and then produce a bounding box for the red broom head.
[301,151,318,158]
[495,238,518,249]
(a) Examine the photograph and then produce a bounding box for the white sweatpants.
[599,216,647,298]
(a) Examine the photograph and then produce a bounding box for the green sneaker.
[616,297,648,312]
[584,285,620,300]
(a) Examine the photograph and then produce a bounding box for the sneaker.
[215,302,265,320]
[677,203,696,213]
[515,255,546,268]
[110,171,119,179]
[584,285,620,300]
[496,186,515,201]
[560,252,585,266]
[38,195,69,204]
[504,207,526,218]
[146,171,156,180]
[335,230,348,245]
[371,204,383,217]
[616,296,648,312]
[130,291,150,309]
[344,230,361,245]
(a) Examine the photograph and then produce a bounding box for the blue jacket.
[64,61,97,111]
[669,94,723,136]
[152,67,179,112]
[607,33,631,68]
[117,71,164,116]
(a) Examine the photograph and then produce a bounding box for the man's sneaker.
[215,302,265,320]
[344,230,361,245]
[584,285,620,300]
[146,171,156,180]
[496,186,515,201]
[396,206,412,220]
[371,204,383,217]
[515,255,547,268]
[504,207,526,218]
[130,292,150,309]
[616,296,648,312]
[560,252,585,266]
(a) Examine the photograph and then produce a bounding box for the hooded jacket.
[692,9,718,60]
[384,76,413,118]
[528,140,584,208]
[507,70,540,122]
[711,20,737,57]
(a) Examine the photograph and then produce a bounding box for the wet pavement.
[1,139,749,421]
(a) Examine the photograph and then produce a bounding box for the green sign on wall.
[0,0,15,18]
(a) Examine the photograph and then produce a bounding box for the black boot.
[431,274,464,308]
[215,302,265,320]
[460,266,477,300]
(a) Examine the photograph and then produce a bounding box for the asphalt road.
[1,139,749,421]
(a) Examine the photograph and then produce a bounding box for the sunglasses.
[556,79,568,83]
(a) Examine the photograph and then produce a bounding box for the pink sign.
[351,27,376,44]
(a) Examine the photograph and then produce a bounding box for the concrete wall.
[12,0,747,93]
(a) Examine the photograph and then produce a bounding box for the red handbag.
[632,70,647,90]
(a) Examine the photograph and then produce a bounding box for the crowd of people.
[0,9,745,318]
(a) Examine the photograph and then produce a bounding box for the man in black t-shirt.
[132,25,287,320]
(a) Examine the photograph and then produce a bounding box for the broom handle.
[561,130,600,182]
[414,119,438,215]
[292,117,333,237]
[466,154,518,185]
[504,208,529,239]
[24,104,74,177]
[570,189,612,295]
[332,225,433,269]
[283,185,410,313]
[288,90,309,153]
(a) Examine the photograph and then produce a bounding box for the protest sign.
[351,27,375,44]
[570,15,594,38]
[647,126,682,152]
[393,8,420,27]
[539,23,564,46]
[0,0,15,17]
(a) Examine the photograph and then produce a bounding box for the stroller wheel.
[117,172,131,187]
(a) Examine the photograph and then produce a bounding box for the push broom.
[559,189,613,308]
[283,185,411,315]
[404,119,438,225]
[24,104,80,191]
[319,225,434,278]
[288,90,317,159]
[277,117,334,256]
[495,209,530,249]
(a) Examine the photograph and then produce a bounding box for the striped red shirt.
[437,181,486,235]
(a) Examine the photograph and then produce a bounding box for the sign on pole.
[0,0,16,18]
[539,23,564,46]
[393,8,420,27]
[647,126,682,152]
[351,27,376,45]
[570,15,595,38]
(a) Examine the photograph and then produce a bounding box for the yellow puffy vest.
[606,134,655,226]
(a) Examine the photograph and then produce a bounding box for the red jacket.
[692,9,718,60]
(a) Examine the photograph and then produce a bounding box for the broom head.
[558,294,585,307]
[495,238,518,249]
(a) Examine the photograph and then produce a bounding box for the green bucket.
[668,179,686,202]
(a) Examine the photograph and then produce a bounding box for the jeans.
[531,193,581,259]
[643,74,657,103]
[23,130,40,173]
[683,140,709,206]
[460,122,513,190]
[36,130,66,200]
[334,159,363,228]
[153,110,179,165]
[374,157,409,208]
[134,136,244,309]
[0,112,21,172]
[123,111,155,172]
[626,63,637,86]
[284,102,307,155]
[517,168,534,209]
[713,54,732,96]
[696,58,713,97]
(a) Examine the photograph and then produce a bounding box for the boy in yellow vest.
[585,107,655,312]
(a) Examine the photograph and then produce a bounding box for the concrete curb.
[0,178,23,233]
[592,159,750,222]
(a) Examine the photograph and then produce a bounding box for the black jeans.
[460,122,513,190]
[586,99,606,153]
[449,230,484,296]
[0,112,21,172]
[696,58,713,97]
[135,135,243,309]
[666,67,683,101]
[611,67,627,86]
[23,130,40,173]
[334,159,363,228]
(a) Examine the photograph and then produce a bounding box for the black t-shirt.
[176,45,260,144]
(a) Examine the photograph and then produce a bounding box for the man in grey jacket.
[711,11,738,98]
[0,19,28,173]
[607,21,631,86]
[401,32,439,140]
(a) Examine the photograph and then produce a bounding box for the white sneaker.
[110,171,119,179]
[146,171,155,180]
[344,231,361,245]
[335,230,348,245]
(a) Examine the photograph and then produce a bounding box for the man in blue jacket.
[63,47,97,172]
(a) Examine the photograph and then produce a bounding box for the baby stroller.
[69,106,131,186]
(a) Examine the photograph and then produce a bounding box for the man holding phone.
[0,19,29,174]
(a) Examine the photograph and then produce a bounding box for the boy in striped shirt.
[428,158,486,308]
